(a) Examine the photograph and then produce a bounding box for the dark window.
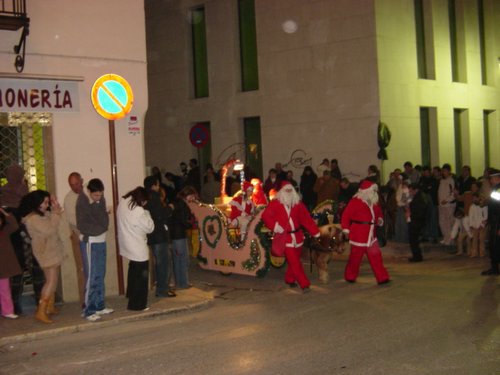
[448,0,466,82]
[238,0,259,91]
[414,0,435,79]
[483,110,494,167]
[420,107,431,167]
[191,7,209,98]
[195,121,212,173]
[478,0,487,85]
[453,109,466,171]
[243,117,263,179]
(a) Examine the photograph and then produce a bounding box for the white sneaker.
[86,313,102,322]
[96,308,114,315]
[142,307,150,312]
[4,314,19,319]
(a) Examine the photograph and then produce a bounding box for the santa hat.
[269,188,278,200]
[280,180,293,189]
[243,181,253,192]
[359,180,376,190]
[250,178,261,186]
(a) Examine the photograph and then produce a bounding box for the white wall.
[0,0,148,301]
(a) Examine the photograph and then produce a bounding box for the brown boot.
[35,298,54,324]
[46,294,60,315]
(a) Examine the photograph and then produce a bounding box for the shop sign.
[0,78,79,112]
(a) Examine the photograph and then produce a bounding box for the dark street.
[1,243,499,375]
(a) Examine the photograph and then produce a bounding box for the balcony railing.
[0,0,29,30]
[0,0,29,72]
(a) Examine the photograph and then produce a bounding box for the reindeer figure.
[309,224,347,283]
[307,200,346,283]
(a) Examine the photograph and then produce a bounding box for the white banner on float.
[0,78,79,112]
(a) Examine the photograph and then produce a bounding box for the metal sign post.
[91,74,134,295]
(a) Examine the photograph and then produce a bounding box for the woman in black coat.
[300,166,318,211]
[170,186,197,289]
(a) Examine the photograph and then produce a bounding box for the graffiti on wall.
[282,149,312,170]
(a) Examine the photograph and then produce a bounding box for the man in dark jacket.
[481,168,500,275]
[170,186,197,289]
[185,159,201,194]
[408,183,429,262]
[419,166,439,242]
[144,176,176,297]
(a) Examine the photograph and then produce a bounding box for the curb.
[0,299,213,347]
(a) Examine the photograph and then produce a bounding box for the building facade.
[0,0,148,301]
[144,0,500,182]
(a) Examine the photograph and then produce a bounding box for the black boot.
[480,268,499,276]
[31,259,46,302]
[10,274,24,315]
[408,255,423,262]
[481,261,499,276]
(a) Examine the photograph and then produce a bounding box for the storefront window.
[0,112,53,191]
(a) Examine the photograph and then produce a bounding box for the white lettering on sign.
[0,79,79,112]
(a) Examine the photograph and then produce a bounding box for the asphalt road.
[1,245,499,375]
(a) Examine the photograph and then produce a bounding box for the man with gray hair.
[63,172,85,306]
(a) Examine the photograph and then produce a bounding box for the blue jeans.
[80,241,106,316]
[151,242,171,295]
[172,239,189,288]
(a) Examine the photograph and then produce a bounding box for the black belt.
[287,229,300,234]
[351,220,374,225]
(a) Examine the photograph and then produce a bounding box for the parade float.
[187,160,343,278]
[187,160,274,277]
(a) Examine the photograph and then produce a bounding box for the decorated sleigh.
[187,159,274,277]
[188,200,272,277]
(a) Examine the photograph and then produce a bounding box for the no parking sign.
[89,73,135,295]
[189,123,210,148]
[91,74,134,120]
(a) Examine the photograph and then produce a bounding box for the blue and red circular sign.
[91,74,134,120]
[189,123,210,148]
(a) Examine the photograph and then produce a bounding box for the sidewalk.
[0,287,214,346]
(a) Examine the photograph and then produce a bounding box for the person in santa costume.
[341,180,391,285]
[250,178,268,207]
[262,181,320,293]
[229,181,255,240]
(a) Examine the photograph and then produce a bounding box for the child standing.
[0,207,23,319]
[466,193,488,258]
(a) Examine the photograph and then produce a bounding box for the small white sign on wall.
[127,114,140,135]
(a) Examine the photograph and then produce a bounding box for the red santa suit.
[229,182,255,238]
[341,180,390,284]
[251,178,268,206]
[262,181,320,290]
